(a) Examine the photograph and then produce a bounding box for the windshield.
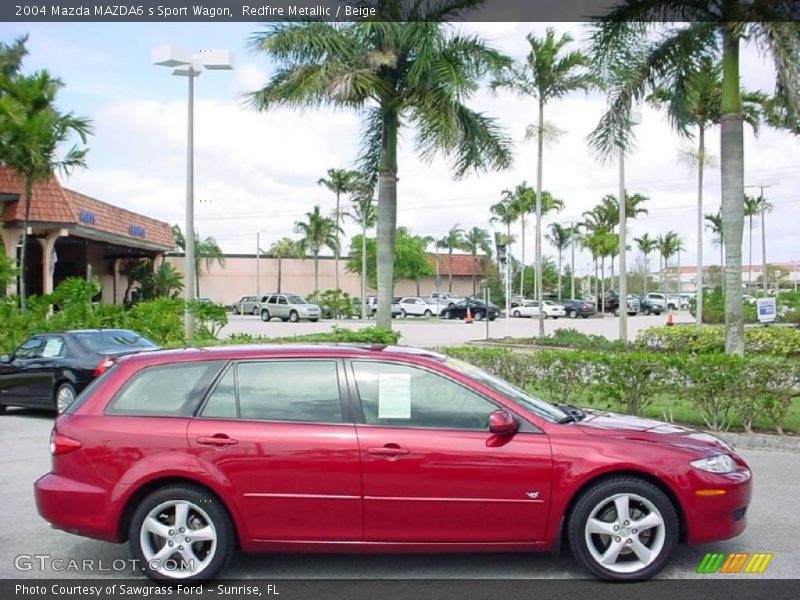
[286,295,308,304]
[444,358,568,423]
[74,330,157,353]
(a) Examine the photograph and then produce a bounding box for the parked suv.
[231,296,261,315]
[598,290,640,316]
[259,293,321,322]
[35,345,752,582]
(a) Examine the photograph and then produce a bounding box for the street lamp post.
[152,45,233,338]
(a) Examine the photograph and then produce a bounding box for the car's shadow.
[2,407,55,420]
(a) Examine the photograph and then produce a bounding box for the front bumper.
[684,466,753,545]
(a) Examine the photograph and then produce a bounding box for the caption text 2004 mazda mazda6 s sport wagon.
[34,344,752,582]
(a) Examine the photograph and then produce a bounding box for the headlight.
[690,454,736,474]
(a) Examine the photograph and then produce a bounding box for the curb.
[714,431,800,454]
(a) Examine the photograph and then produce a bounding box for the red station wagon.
[34,345,752,582]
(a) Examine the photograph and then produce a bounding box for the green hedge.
[440,346,800,434]
[636,325,800,357]
[221,326,400,346]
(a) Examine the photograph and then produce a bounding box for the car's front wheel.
[260,309,271,322]
[289,311,299,323]
[252,306,259,316]
[55,382,76,414]
[570,310,578,319]
[129,484,234,582]
[568,477,678,581]
[423,310,432,318]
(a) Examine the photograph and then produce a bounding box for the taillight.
[92,358,114,377]
[50,430,82,455]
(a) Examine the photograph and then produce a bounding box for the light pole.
[745,184,772,295]
[152,45,233,338]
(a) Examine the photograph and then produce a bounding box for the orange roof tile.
[427,253,487,277]
[0,167,174,250]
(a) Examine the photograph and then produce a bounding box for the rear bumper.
[34,473,120,543]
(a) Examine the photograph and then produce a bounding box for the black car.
[441,299,498,321]
[636,296,664,316]
[560,298,597,319]
[0,329,157,414]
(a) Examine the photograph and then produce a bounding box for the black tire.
[444,310,453,320]
[568,477,678,581]
[474,311,484,321]
[289,311,299,323]
[401,309,407,318]
[644,308,651,316]
[309,318,319,323]
[260,309,271,322]
[129,484,234,582]
[54,382,77,414]
[0,404,6,415]
[581,314,590,319]
[423,310,432,318]
[513,310,521,318]
[570,310,578,319]
[613,308,620,317]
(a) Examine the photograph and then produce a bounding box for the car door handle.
[367,445,410,457]
[197,435,239,447]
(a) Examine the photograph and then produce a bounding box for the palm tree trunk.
[448,248,453,292]
[761,199,767,294]
[195,263,200,298]
[643,252,648,297]
[472,251,477,295]
[519,215,525,295]
[720,28,745,356]
[314,252,319,292]
[600,257,606,314]
[277,257,282,294]
[661,255,666,299]
[19,178,32,311]
[557,250,562,299]
[334,190,340,292]
[618,147,628,341]
[696,126,705,328]
[570,231,575,299]
[376,107,398,329]
[360,225,367,320]
[748,215,753,289]
[535,99,545,337]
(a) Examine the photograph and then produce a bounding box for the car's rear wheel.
[401,309,407,318]
[423,310,432,318]
[129,485,234,582]
[568,477,678,581]
[513,310,521,317]
[570,310,578,319]
[252,307,259,315]
[55,382,76,414]
[260,309,271,322]
[644,308,651,316]
[474,311,484,321]
[289,311,299,323]
[582,314,590,319]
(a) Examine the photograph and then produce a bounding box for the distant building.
[656,264,800,293]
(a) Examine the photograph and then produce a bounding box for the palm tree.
[588,1,800,355]
[657,231,683,299]
[152,262,184,298]
[490,195,518,300]
[0,69,92,310]
[317,168,359,292]
[648,55,764,326]
[753,193,773,294]
[705,211,724,272]
[492,27,591,336]
[248,6,513,328]
[743,193,761,290]
[172,225,225,297]
[505,183,536,295]
[546,223,572,299]
[463,227,492,295]
[268,237,300,294]
[437,225,465,293]
[346,185,377,318]
[294,206,339,293]
[634,233,659,296]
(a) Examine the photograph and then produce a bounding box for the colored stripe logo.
[697,552,773,574]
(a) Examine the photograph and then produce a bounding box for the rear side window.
[202,360,343,423]
[107,361,225,416]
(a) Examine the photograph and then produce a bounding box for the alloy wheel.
[56,384,76,414]
[139,500,217,579]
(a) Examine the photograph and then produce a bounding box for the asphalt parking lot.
[221,311,694,347]
[1,409,797,580]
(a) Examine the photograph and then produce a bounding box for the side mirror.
[489,409,518,435]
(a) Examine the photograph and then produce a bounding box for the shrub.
[535,328,629,352]
[307,289,354,319]
[224,325,400,346]
[587,352,669,417]
[691,288,758,324]
[188,299,228,340]
[128,297,186,346]
[636,324,800,357]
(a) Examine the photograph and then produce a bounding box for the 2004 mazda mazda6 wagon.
[34,344,752,582]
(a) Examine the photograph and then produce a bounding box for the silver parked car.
[398,296,436,317]
[231,295,261,315]
[259,293,321,322]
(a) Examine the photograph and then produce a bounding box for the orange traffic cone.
[465,306,473,324]
[666,312,674,327]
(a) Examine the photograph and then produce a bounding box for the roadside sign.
[756,297,776,324]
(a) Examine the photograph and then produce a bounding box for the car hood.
[575,409,733,454]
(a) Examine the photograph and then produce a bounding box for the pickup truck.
[597,290,640,316]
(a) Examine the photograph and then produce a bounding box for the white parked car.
[428,292,464,308]
[511,300,566,319]
[398,297,436,317]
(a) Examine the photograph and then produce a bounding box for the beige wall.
[165,255,480,303]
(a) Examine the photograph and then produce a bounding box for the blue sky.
[2,21,798,273]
